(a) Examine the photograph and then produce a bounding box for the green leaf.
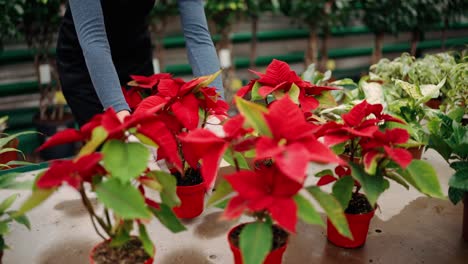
[288,83,300,104]
[134,133,158,147]
[449,169,468,192]
[315,169,333,178]
[0,148,21,155]
[150,204,186,233]
[78,126,108,157]
[152,171,180,208]
[207,178,233,207]
[0,221,8,235]
[138,224,155,257]
[307,186,351,239]
[0,194,18,214]
[332,176,354,209]
[240,221,272,264]
[215,198,229,209]
[448,187,465,205]
[235,97,272,137]
[110,226,131,247]
[140,177,162,192]
[293,194,323,226]
[250,81,263,101]
[395,79,422,100]
[15,188,55,216]
[349,162,389,206]
[7,211,30,230]
[385,171,410,190]
[102,140,149,183]
[223,150,250,169]
[405,160,445,198]
[0,131,36,150]
[95,178,151,220]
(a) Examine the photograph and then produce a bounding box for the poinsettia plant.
[16,108,187,260]
[124,71,228,190]
[180,95,353,264]
[237,59,337,113]
[314,100,444,210]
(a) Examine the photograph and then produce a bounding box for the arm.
[178,0,224,99]
[69,0,130,114]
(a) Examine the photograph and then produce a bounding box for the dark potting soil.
[173,167,203,186]
[91,237,151,264]
[229,224,289,250]
[345,193,374,214]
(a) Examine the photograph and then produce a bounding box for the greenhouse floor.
[2,149,467,264]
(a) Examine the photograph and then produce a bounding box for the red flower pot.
[89,239,154,264]
[407,146,424,160]
[327,209,375,248]
[0,138,19,168]
[173,181,206,219]
[228,224,288,264]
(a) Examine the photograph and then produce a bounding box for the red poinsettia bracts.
[128,73,173,90]
[223,165,301,233]
[315,100,405,146]
[37,153,104,190]
[316,165,360,187]
[237,59,337,112]
[360,128,413,170]
[256,96,341,183]
[178,129,229,187]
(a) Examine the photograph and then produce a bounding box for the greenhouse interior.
[0,1,467,264]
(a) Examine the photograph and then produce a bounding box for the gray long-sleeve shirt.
[69,0,223,113]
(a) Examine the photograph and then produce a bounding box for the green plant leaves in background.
[16,188,55,216]
[95,178,151,220]
[307,186,351,238]
[293,194,323,226]
[102,140,149,183]
[240,221,272,264]
[404,160,445,198]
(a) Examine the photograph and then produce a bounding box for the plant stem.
[201,109,208,128]
[104,208,112,229]
[231,149,240,172]
[79,184,112,238]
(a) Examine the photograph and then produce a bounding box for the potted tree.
[359,0,402,63]
[149,0,178,73]
[314,100,444,248]
[0,0,25,50]
[205,0,246,100]
[427,108,468,241]
[19,0,75,160]
[244,0,279,70]
[180,95,352,264]
[17,108,186,263]
[126,71,229,219]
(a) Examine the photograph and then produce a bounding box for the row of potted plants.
[4,58,462,264]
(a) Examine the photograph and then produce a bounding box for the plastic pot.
[228,224,288,264]
[89,239,154,264]
[173,181,205,219]
[0,138,19,168]
[407,146,424,160]
[327,209,375,248]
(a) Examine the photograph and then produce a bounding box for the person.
[56,0,223,126]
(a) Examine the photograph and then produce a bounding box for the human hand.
[116,110,131,122]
